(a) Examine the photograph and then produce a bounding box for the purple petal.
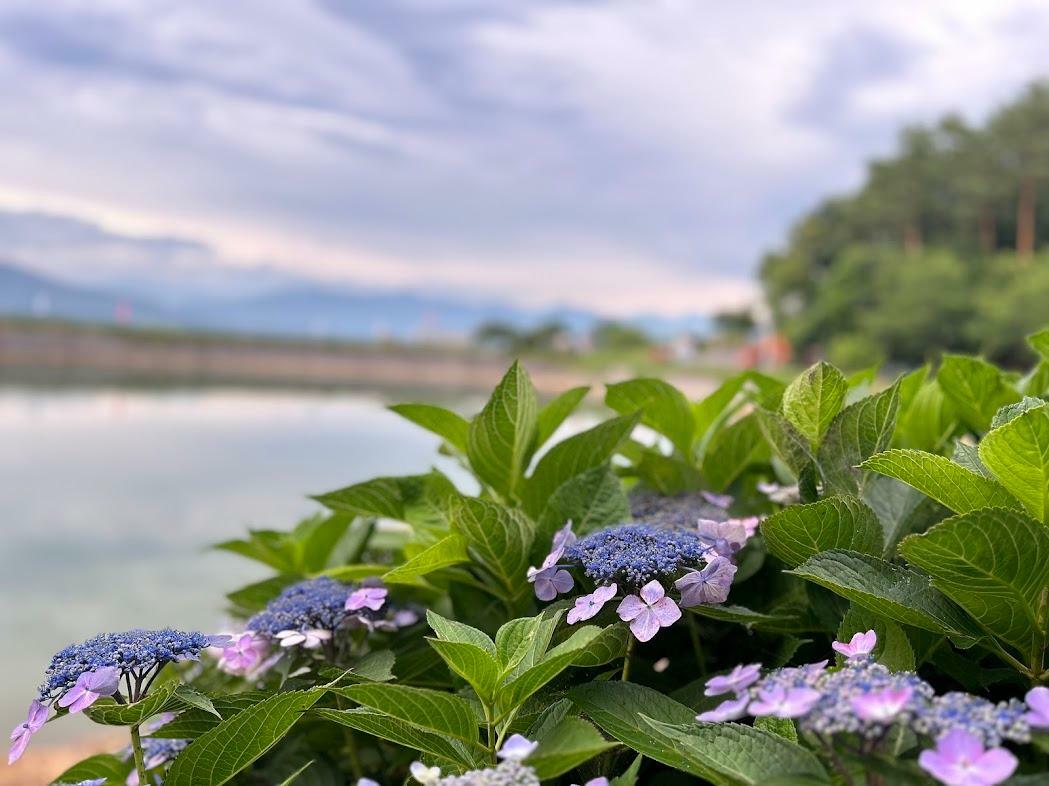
[701,491,733,509]
[832,629,877,659]
[65,689,103,714]
[616,594,646,622]
[567,584,617,625]
[1025,686,1049,728]
[705,663,762,696]
[697,694,749,723]
[628,609,661,642]
[84,666,121,696]
[207,634,234,649]
[7,729,31,765]
[549,569,574,594]
[57,685,86,709]
[583,779,610,786]
[638,579,666,605]
[676,557,736,607]
[26,701,47,733]
[497,734,537,761]
[650,596,682,627]
[552,521,577,552]
[937,729,985,761]
[973,748,1019,785]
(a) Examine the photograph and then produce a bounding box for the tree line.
[761,81,1049,368]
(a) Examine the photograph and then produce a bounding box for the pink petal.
[7,730,30,765]
[650,597,682,627]
[938,729,984,761]
[1026,686,1049,716]
[973,748,1018,785]
[616,594,646,622]
[593,583,618,603]
[638,580,666,605]
[629,609,661,642]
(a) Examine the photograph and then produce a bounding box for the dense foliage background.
[761,82,1049,369]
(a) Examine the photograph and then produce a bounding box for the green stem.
[483,703,497,762]
[686,614,707,676]
[621,636,636,682]
[335,694,364,779]
[130,724,149,786]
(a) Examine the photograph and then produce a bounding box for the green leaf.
[898,380,960,453]
[817,381,900,494]
[643,719,829,786]
[789,550,980,641]
[450,498,534,597]
[694,374,748,439]
[51,754,131,785]
[173,686,220,718]
[570,623,631,667]
[756,408,815,478]
[389,403,470,453]
[348,649,397,683]
[85,680,181,726]
[685,604,796,627]
[313,708,477,768]
[900,507,1049,654]
[702,413,771,492]
[992,397,1048,430]
[427,610,497,654]
[606,378,696,456]
[937,355,1020,434]
[523,413,640,517]
[861,449,1020,515]
[313,472,458,531]
[382,533,469,584]
[569,682,706,779]
[532,386,590,457]
[754,716,798,742]
[427,638,501,701]
[467,360,539,499]
[610,754,643,786]
[762,495,883,568]
[340,683,481,747]
[149,693,267,739]
[495,615,547,672]
[536,465,630,546]
[529,715,618,779]
[980,406,1049,521]
[164,689,325,786]
[782,361,848,448]
[1028,328,1049,362]
[500,625,602,708]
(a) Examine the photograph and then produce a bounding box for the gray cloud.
[0,0,1047,315]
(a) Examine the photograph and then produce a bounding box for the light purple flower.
[696,518,748,557]
[918,729,1017,786]
[737,516,761,538]
[346,587,388,612]
[697,694,750,723]
[57,666,121,713]
[358,780,380,786]
[574,779,610,786]
[218,631,270,675]
[758,481,800,505]
[701,491,733,509]
[497,734,537,761]
[392,609,421,628]
[617,580,682,642]
[704,663,762,696]
[675,556,736,607]
[1024,686,1049,729]
[551,521,577,552]
[527,549,574,601]
[410,762,441,784]
[206,634,234,649]
[567,584,618,624]
[832,630,877,661]
[748,686,821,718]
[8,700,47,764]
[276,628,331,649]
[852,686,913,724]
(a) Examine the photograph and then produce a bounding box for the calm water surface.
[0,385,476,740]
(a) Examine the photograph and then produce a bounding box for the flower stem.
[130,724,149,786]
[686,613,707,676]
[621,636,636,682]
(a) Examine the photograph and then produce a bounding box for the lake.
[0,385,483,741]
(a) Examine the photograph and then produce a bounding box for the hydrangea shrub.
[11,339,1049,785]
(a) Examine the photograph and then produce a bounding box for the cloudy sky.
[3,0,1049,316]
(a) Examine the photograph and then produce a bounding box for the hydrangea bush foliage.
[12,330,1049,785]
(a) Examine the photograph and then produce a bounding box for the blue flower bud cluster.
[564,523,710,587]
[39,629,215,700]
[247,577,355,636]
[436,761,540,786]
[629,490,728,528]
[913,691,1030,747]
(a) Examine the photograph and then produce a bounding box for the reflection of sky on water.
[0,386,472,740]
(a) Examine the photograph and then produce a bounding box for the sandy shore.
[2,736,123,786]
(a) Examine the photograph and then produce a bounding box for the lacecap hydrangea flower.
[9,628,227,766]
[411,735,540,785]
[529,514,755,642]
[244,577,415,653]
[696,631,1037,786]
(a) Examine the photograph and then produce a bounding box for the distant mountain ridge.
[0,261,710,341]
